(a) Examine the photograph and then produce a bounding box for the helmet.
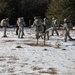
[64,18,67,22]
[44,18,46,20]
[6,18,9,21]
[52,17,55,20]
[34,17,37,20]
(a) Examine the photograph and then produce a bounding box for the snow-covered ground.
[0,27,75,75]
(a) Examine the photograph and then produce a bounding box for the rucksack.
[67,22,73,29]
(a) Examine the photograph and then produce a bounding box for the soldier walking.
[17,17,26,38]
[32,16,44,39]
[43,18,49,40]
[1,18,9,37]
[63,18,73,42]
[51,17,59,36]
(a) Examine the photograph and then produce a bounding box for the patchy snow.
[0,27,75,75]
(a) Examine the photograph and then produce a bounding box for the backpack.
[67,22,73,29]
[36,19,42,25]
[1,19,7,26]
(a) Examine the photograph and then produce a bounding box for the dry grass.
[26,43,50,47]
[7,56,15,58]
[0,65,6,67]
[32,67,43,70]
[9,57,19,61]
[0,58,6,61]
[73,68,75,69]
[21,63,28,67]
[39,68,57,75]
[7,56,18,64]
[39,71,57,74]
[22,39,35,42]
[7,56,19,60]
[72,61,75,63]
[3,40,14,42]
[7,61,16,64]
[8,68,14,73]
[48,68,57,71]
[0,56,5,58]
[0,69,6,73]
[11,74,17,75]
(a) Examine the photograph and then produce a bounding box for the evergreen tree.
[0,0,50,25]
[0,0,7,19]
[45,0,75,21]
[5,0,21,24]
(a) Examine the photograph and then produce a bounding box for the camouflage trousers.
[64,29,72,42]
[3,27,7,37]
[51,28,59,36]
[18,26,24,38]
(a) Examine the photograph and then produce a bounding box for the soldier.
[63,18,73,42]
[51,17,59,36]
[17,17,26,38]
[1,18,9,37]
[32,16,44,39]
[32,17,37,27]
[32,16,43,33]
[43,18,49,40]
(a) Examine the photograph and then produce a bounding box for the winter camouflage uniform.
[32,17,45,39]
[63,18,73,42]
[43,18,49,40]
[32,17,44,33]
[17,17,26,38]
[51,17,59,36]
[1,18,9,37]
